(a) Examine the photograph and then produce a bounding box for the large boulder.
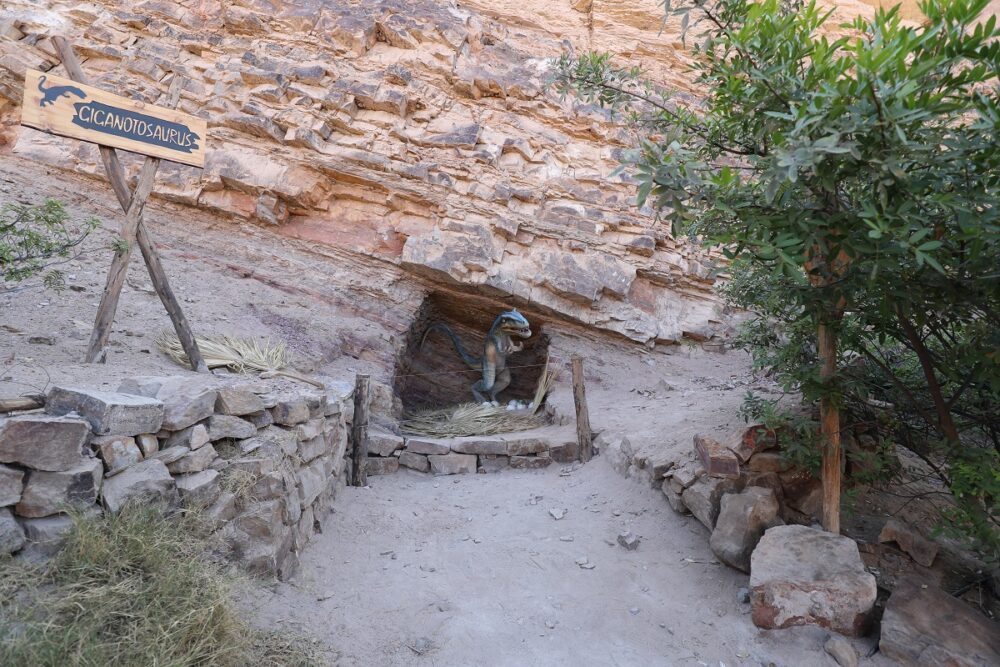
[750,525,877,636]
[46,387,163,436]
[709,486,782,572]
[0,414,90,471]
[15,458,103,517]
[879,576,1000,666]
[101,459,178,514]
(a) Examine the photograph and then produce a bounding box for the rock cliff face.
[0,0,733,344]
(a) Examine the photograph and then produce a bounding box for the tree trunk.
[818,320,842,534]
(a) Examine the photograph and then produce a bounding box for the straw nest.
[400,355,557,437]
[155,333,323,388]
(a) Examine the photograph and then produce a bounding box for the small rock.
[93,435,143,473]
[878,518,938,568]
[0,508,26,555]
[27,335,55,345]
[824,636,858,667]
[629,607,640,615]
[549,508,566,520]
[617,531,640,551]
[736,587,750,604]
[559,535,574,542]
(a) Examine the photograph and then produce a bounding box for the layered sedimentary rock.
[0,0,737,344]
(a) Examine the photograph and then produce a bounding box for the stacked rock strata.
[0,376,351,580]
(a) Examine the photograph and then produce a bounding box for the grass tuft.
[0,505,326,666]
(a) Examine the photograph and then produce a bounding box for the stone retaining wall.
[0,375,352,580]
[359,425,579,477]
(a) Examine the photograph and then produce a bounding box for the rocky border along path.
[244,459,885,667]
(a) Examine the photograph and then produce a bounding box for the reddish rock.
[694,434,740,478]
[750,525,876,636]
[728,424,778,463]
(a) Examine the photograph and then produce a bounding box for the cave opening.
[394,291,551,413]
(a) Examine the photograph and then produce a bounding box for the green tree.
[0,199,99,290]
[554,0,1000,538]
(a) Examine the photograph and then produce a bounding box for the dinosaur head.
[496,309,531,338]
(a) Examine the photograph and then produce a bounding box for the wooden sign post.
[20,38,207,371]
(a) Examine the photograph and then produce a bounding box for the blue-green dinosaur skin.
[422,310,532,403]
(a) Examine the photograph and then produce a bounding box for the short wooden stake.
[52,37,207,372]
[571,355,593,462]
[350,374,370,487]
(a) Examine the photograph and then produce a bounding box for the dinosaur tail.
[421,322,480,369]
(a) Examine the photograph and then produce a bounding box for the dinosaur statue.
[422,310,532,404]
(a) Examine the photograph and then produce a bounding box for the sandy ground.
[246,462,886,667]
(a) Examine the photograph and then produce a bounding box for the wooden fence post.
[571,355,593,462]
[351,374,370,487]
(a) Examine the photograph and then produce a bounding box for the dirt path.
[245,461,882,666]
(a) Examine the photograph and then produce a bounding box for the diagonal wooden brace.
[53,37,207,372]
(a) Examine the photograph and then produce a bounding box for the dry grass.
[0,505,328,667]
[400,355,557,437]
[156,332,323,388]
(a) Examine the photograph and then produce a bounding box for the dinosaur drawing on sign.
[38,75,86,107]
[422,310,532,404]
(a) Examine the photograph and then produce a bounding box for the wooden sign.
[20,69,206,168]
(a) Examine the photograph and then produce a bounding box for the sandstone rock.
[151,445,190,466]
[750,525,876,636]
[246,409,274,429]
[249,471,287,502]
[366,457,399,476]
[669,461,704,489]
[694,434,739,478]
[0,414,90,471]
[272,396,310,425]
[119,376,217,431]
[0,507,26,555]
[429,453,477,475]
[204,490,238,529]
[175,469,221,509]
[510,455,552,469]
[240,425,297,457]
[15,458,102,518]
[93,434,143,473]
[399,451,430,472]
[824,636,859,667]
[879,575,1000,666]
[617,531,640,550]
[136,433,159,457]
[295,418,325,442]
[297,457,329,509]
[878,518,938,568]
[163,423,210,450]
[167,443,218,474]
[215,385,266,415]
[368,428,405,456]
[548,439,579,463]
[298,435,328,462]
[17,513,74,557]
[101,459,178,514]
[661,479,689,515]
[682,474,744,530]
[451,435,507,456]
[505,436,548,456]
[601,435,634,476]
[47,386,163,436]
[709,486,782,572]
[478,454,509,473]
[727,424,778,463]
[207,415,256,440]
[404,437,451,456]
[0,463,25,506]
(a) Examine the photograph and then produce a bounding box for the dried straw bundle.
[400,354,557,437]
[155,332,323,388]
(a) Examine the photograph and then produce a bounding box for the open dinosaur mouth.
[504,325,532,337]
